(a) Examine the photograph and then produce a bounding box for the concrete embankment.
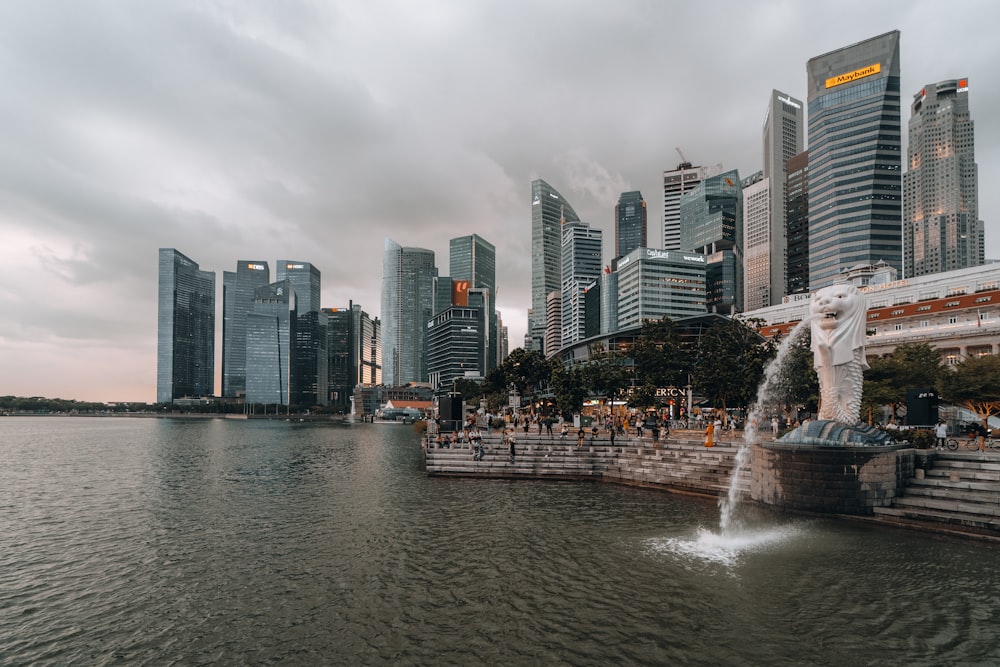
[424,430,751,499]
[424,430,1000,542]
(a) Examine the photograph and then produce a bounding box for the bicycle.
[945,436,998,451]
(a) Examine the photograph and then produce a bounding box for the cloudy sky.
[2,0,998,403]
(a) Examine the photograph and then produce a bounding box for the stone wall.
[750,443,914,515]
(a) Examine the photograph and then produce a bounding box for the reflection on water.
[1,417,998,666]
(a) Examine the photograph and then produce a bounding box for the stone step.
[872,506,1000,533]
[925,468,1000,483]
[902,483,1000,506]
[890,494,1000,517]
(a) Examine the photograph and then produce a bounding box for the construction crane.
[675,147,692,169]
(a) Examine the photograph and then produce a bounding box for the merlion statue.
[810,283,868,424]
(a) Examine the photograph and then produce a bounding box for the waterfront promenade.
[424,426,1000,542]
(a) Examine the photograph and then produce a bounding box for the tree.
[691,317,775,423]
[548,358,588,416]
[862,342,945,424]
[500,348,550,405]
[938,354,1000,428]
[768,326,819,420]
[629,317,690,390]
[583,343,629,410]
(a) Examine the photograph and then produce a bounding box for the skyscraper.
[560,220,603,348]
[381,238,436,386]
[450,233,498,370]
[785,151,810,295]
[806,30,902,289]
[903,78,983,277]
[157,248,215,403]
[742,171,771,311]
[662,161,723,250]
[222,260,270,398]
[324,302,380,410]
[276,261,325,407]
[531,179,580,353]
[450,234,496,296]
[615,191,647,260]
[616,248,707,328]
[544,290,562,359]
[276,260,321,314]
[761,89,804,304]
[680,170,744,314]
[245,280,294,405]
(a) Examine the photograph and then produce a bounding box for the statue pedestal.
[750,440,913,515]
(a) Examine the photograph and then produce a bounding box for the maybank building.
[806,30,901,290]
[616,248,707,328]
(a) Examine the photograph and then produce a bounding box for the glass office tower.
[275,261,325,406]
[157,248,216,403]
[245,280,294,406]
[615,191,647,260]
[530,179,580,354]
[381,238,436,386]
[222,260,270,398]
[450,234,496,296]
[450,233,498,371]
[679,170,744,314]
[806,30,902,289]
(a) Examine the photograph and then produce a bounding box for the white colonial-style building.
[745,262,1000,363]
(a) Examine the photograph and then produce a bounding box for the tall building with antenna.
[662,151,722,251]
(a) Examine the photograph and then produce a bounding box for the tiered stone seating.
[873,451,1000,537]
[425,430,751,498]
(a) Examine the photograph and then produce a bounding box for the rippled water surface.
[1,417,998,665]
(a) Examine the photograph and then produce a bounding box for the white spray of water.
[718,319,811,533]
[647,524,803,567]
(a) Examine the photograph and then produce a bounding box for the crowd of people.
[432,408,764,456]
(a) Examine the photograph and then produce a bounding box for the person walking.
[705,420,715,448]
[771,416,779,437]
[577,427,585,448]
[935,421,948,450]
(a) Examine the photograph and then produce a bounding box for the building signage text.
[778,94,801,109]
[825,62,881,88]
[860,279,909,293]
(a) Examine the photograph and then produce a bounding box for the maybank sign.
[825,63,880,88]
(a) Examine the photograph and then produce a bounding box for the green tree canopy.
[938,354,1000,426]
[548,358,588,415]
[628,317,690,389]
[500,348,550,402]
[862,342,944,423]
[691,317,775,420]
[582,343,630,407]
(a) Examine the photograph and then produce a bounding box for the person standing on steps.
[935,421,948,450]
[505,428,517,463]
[705,420,715,448]
[771,416,780,437]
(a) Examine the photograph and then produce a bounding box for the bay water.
[1,417,997,665]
